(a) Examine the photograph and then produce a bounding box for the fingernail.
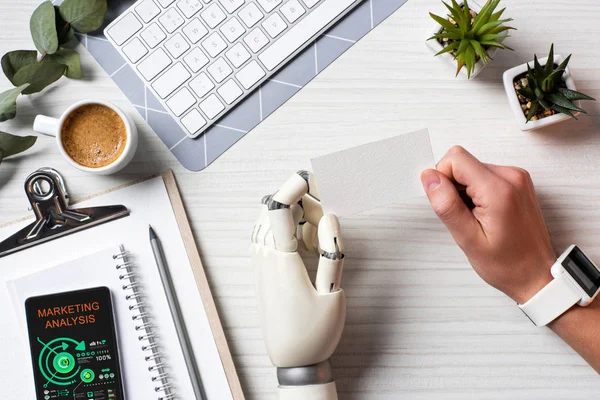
[421,172,441,191]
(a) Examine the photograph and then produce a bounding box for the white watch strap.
[519,273,582,326]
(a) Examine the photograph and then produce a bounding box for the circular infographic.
[37,337,84,387]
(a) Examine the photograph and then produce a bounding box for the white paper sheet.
[0,176,233,400]
[311,129,434,216]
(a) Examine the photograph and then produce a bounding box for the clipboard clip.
[0,168,130,258]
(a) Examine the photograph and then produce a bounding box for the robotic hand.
[251,171,346,400]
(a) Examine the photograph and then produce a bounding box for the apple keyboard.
[105,0,363,138]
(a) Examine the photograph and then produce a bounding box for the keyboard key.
[122,38,148,63]
[207,57,233,83]
[244,28,269,53]
[159,8,185,33]
[177,0,203,18]
[189,72,214,98]
[217,79,243,104]
[257,0,282,13]
[166,87,197,116]
[220,17,245,43]
[141,22,167,48]
[165,33,191,58]
[218,0,245,13]
[238,3,263,28]
[201,3,226,28]
[280,0,305,23]
[152,63,191,98]
[107,13,142,45]
[201,32,227,57]
[200,94,225,119]
[235,60,265,89]
[182,18,209,43]
[225,43,250,68]
[301,0,320,8]
[259,0,356,70]
[184,47,209,72]
[157,0,176,7]
[137,48,172,80]
[262,13,287,38]
[135,0,161,22]
[181,109,207,135]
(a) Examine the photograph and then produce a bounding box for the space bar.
[259,0,357,71]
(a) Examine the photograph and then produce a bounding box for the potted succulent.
[426,0,515,79]
[503,44,596,131]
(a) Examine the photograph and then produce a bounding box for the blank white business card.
[311,129,434,216]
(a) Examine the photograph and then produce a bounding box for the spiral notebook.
[1,172,243,400]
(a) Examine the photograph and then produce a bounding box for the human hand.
[420,146,556,304]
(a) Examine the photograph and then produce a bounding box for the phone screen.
[25,287,125,400]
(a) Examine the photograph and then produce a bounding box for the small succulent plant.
[428,0,515,78]
[517,44,596,121]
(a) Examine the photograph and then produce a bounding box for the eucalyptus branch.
[0,0,107,165]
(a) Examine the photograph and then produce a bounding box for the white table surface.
[1,0,599,398]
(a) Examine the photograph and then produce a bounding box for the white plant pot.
[502,55,579,131]
[425,0,505,79]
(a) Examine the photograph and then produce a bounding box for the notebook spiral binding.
[114,246,176,400]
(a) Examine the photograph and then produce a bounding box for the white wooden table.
[1,0,599,398]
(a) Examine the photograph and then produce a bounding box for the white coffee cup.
[33,99,138,175]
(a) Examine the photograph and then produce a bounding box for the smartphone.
[25,287,126,400]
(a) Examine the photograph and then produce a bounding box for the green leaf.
[428,30,463,41]
[550,104,576,119]
[59,0,107,33]
[434,41,459,56]
[13,62,66,94]
[525,101,539,122]
[476,19,511,36]
[544,44,554,74]
[0,84,29,122]
[470,40,488,63]
[1,50,38,83]
[455,38,470,57]
[479,32,505,42]
[547,92,586,113]
[558,87,596,101]
[479,40,512,50]
[556,54,571,72]
[488,25,516,34]
[490,7,505,22]
[0,131,37,158]
[430,12,457,31]
[455,53,466,77]
[464,45,476,78]
[472,0,499,33]
[43,49,83,78]
[442,1,462,23]
[55,6,75,45]
[533,55,545,78]
[30,1,59,55]
[517,87,536,100]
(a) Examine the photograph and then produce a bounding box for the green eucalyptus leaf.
[43,49,83,79]
[55,6,75,45]
[0,131,37,158]
[30,1,59,55]
[558,87,596,101]
[59,0,107,33]
[1,50,38,83]
[0,84,29,122]
[13,62,66,94]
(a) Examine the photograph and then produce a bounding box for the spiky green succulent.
[428,0,515,78]
[518,44,595,122]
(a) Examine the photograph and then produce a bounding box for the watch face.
[562,246,600,298]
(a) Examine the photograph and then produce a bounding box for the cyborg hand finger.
[315,214,344,294]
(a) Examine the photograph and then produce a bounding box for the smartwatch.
[519,245,600,326]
